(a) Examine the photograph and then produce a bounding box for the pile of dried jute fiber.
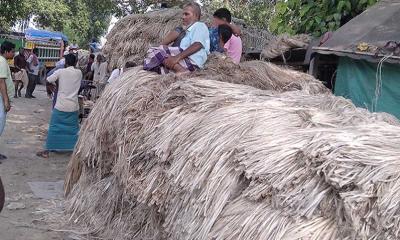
[77,49,90,72]
[62,64,400,240]
[103,8,273,70]
[64,59,328,194]
[186,54,328,94]
[102,9,182,70]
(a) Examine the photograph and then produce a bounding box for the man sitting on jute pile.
[143,2,210,74]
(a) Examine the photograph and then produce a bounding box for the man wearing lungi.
[12,48,29,98]
[144,2,210,74]
[37,54,82,158]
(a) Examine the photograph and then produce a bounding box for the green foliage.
[85,0,116,40]
[114,0,186,15]
[270,0,379,36]
[1,0,380,49]
[31,0,115,48]
[30,0,70,31]
[63,0,90,46]
[203,0,274,29]
[0,0,26,30]
[0,0,116,49]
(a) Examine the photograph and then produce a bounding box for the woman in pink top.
[224,33,242,64]
[213,8,243,64]
[218,24,242,64]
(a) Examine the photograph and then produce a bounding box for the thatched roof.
[103,8,273,69]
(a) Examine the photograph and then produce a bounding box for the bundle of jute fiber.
[103,9,182,69]
[62,67,400,239]
[65,60,328,193]
[191,54,328,95]
[103,8,273,70]
[261,34,312,60]
[77,49,90,72]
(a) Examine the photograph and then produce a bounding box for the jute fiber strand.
[103,8,273,70]
[63,61,400,239]
[261,34,312,60]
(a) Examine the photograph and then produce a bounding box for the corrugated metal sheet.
[313,0,400,63]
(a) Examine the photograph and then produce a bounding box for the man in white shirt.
[0,41,16,160]
[91,54,108,98]
[91,54,108,84]
[26,48,40,98]
[37,54,82,158]
[107,61,137,84]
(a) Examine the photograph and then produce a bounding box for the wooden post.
[309,54,320,78]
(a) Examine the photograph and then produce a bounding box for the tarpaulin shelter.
[312,0,400,119]
[25,28,68,42]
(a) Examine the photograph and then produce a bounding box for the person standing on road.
[26,48,40,98]
[13,48,29,98]
[91,54,108,83]
[37,54,82,158]
[84,54,95,81]
[0,41,16,160]
[91,54,108,98]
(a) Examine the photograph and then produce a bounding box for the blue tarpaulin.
[25,28,68,42]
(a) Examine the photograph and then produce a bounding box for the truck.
[0,28,68,84]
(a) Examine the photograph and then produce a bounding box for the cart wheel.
[0,177,4,212]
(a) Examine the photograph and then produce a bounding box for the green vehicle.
[0,29,68,84]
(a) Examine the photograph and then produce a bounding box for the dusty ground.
[0,85,69,240]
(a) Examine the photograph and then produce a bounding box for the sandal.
[36,151,49,158]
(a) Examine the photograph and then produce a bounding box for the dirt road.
[0,86,68,240]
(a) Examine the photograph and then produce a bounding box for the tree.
[62,0,90,46]
[0,0,26,30]
[30,0,115,48]
[269,0,379,36]
[0,0,117,48]
[29,0,70,31]
[85,0,117,42]
[202,0,275,29]
[113,0,186,15]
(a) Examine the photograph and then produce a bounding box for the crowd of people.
[1,2,243,160]
[0,3,243,211]
[0,41,83,159]
[0,40,137,159]
[10,46,40,99]
[144,2,243,74]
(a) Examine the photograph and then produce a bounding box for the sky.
[100,16,119,46]
[15,1,203,48]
